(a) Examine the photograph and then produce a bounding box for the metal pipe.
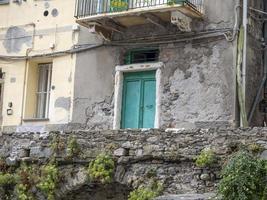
[248,1,267,123]
[241,0,248,127]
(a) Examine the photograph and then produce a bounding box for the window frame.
[124,48,159,64]
[35,63,52,119]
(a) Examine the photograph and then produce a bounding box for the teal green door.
[121,71,156,129]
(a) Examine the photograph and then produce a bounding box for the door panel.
[122,79,141,128]
[121,71,156,128]
[142,80,156,128]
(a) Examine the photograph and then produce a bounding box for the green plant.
[195,148,216,168]
[0,173,17,187]
[110,0,128,11]
[218,150,267,200]
[128,181,163,200]
[16,183,34,200]
[248,143,265,154]
[50,135,65,156]
[66,135,81,158]
[167,0,176,6]
[37,164,59,200]
[15,164,37,200]
[88,153,115,184]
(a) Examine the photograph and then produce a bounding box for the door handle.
[145,105,153,109]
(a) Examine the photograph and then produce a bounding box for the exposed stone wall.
[0,128,266,199]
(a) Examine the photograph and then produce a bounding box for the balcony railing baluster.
[74,0,203,18]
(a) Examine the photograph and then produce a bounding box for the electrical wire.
[0,28,236,61]
[0,44,104,61]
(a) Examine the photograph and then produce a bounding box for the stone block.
[200,174,210,181]
[114,148,128,156]
[155,193,216,200]
[30,146,52,158]
[6,156,18,166]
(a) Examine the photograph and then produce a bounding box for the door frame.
[113,62,163,129]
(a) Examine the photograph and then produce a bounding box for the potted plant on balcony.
[110,0,128,12]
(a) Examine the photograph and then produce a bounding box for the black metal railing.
[75,0,203,18]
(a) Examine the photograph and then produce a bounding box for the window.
[36,63,52,119]
[125,49,159,64]
[0,0,9,5]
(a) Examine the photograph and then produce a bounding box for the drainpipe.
[241,0,248,127]
[248,1,267,123]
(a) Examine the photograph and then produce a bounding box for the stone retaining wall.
[0,128,266,199]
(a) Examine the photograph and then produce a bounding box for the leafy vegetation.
[67,135,81,158]
[37,164,59,200]
[50,134,65,156]
[110,0,128,11]
[128,181,163,200]
[0,173,17,187]
[15,164,38,200]
[88,153,115,184]
[248,143,265,154]
[218,150,267,200]
[167,0,177,6]
[195,148,217,168]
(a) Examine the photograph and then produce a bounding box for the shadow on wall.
[61,182,130,200]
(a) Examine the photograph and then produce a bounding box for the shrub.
[218,150,267,200]
[128,181,163,200]
[195,148,216,168]
[88,153,115,184]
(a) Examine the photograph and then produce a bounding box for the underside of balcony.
[75,0,204,39]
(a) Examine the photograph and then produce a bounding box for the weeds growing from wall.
[195,148,217,168]
[88,153,115,184]
[66,135,81,158]
[128,181,163,200]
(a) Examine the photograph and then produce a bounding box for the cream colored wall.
[0,0,78,127]
[1,61,25,126]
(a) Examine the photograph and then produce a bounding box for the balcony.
[75,0,204,38]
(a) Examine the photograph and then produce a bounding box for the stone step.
[155,193,216,200]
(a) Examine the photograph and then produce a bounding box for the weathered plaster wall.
[72,46,117,128]
[0,128,266,199]
[73,0,238,129]
[159,40,235,128]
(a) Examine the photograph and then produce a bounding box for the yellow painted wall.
[0,0,77,128]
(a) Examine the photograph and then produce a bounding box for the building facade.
[0,0,265,131]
